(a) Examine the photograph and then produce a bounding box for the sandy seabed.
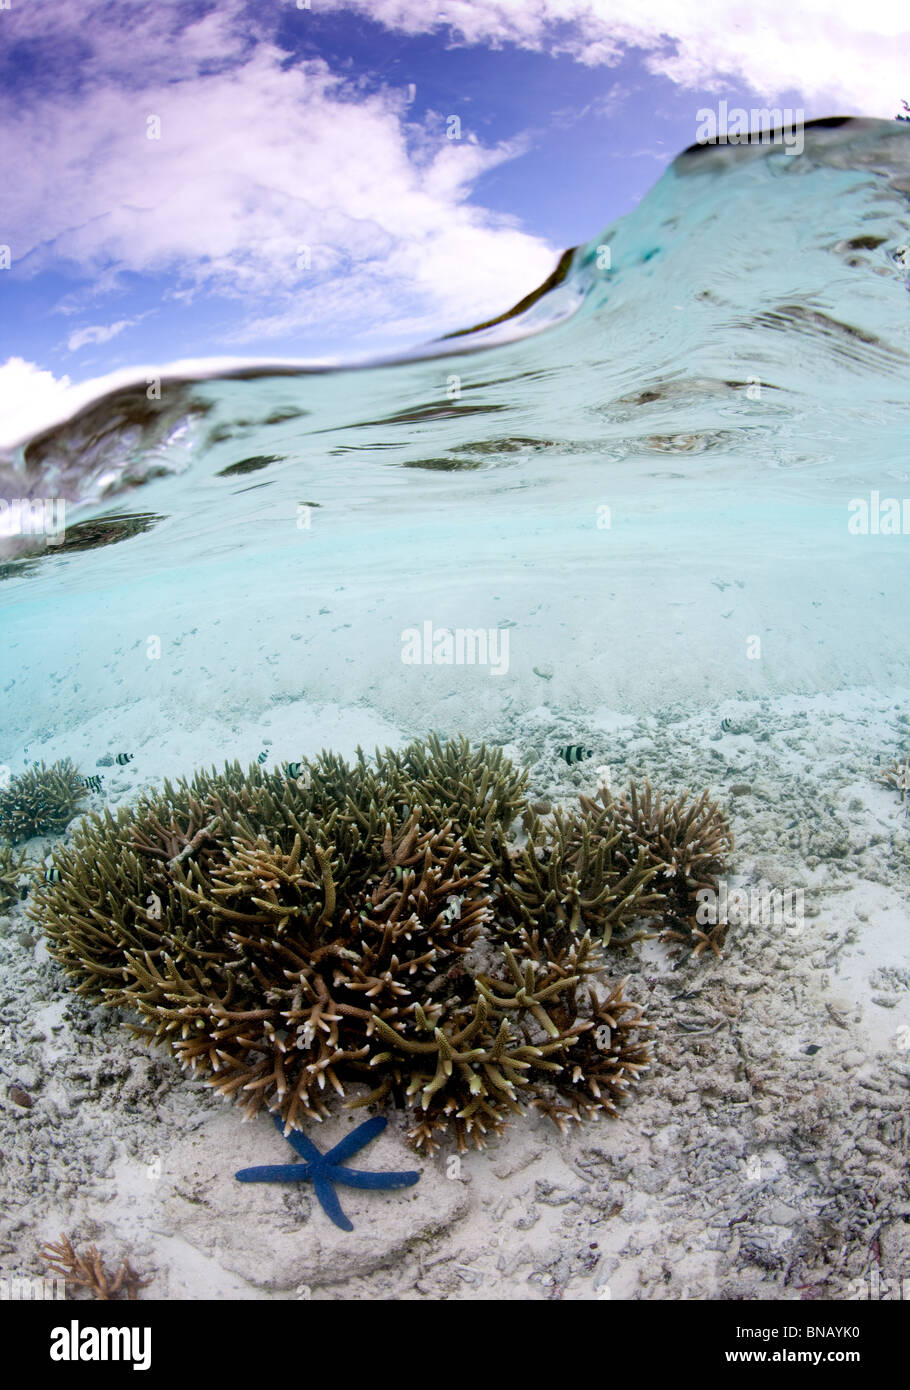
[1,685,909,1301]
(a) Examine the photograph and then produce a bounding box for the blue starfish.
[235,1114,421,1232]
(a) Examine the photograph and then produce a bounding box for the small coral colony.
[10,737,737,1158]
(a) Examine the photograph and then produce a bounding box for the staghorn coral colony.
[28,736,732,1153]
[0,759,86,842]
[0,841,28,911]
[879,754,910,802]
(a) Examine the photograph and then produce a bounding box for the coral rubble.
[0,760,86,842]
[29,737,733,1152]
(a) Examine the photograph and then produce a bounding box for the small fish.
[257,751,268,764]
[43,867,61,883]
[721,718,734,733]
[287,762,303,778]
[115,753,134,765]
[82,774,104,792]
[559,745,593,765]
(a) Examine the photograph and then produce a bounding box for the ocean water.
[2,115,910,758]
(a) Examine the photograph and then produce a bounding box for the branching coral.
[0,841,28,910]
[39,1233,151,1299]
[29,739,733,1153]
[580,781,734,955]
[879,755,910,803]
[528,974,653,1132]
[0,760,86,842]
[504,801,664,947]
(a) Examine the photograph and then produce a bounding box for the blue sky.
[0,0,907,442]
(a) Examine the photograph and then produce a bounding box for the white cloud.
[0,359,75,449]
[1,6,558,348]
[3,0,907,369]
[322,0,910,114]
[66,319,133,352]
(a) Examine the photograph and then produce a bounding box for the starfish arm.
[273,1113,324,1163]
[236,1115,419,1230]
[312,1173,354,1231]
[325,1116,387,1165]
[235,1162,312,1183]
[327,1165,421,1191]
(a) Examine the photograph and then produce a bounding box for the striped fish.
[559,745,593,765]
[257,751,268,764]
[288,761,312,789]
[115,753,134,765]
[43,867,62,883]
[82,774,104,792]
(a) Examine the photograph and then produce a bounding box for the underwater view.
[1,4,909,1335]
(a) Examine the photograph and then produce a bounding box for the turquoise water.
[2,117,910,751]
